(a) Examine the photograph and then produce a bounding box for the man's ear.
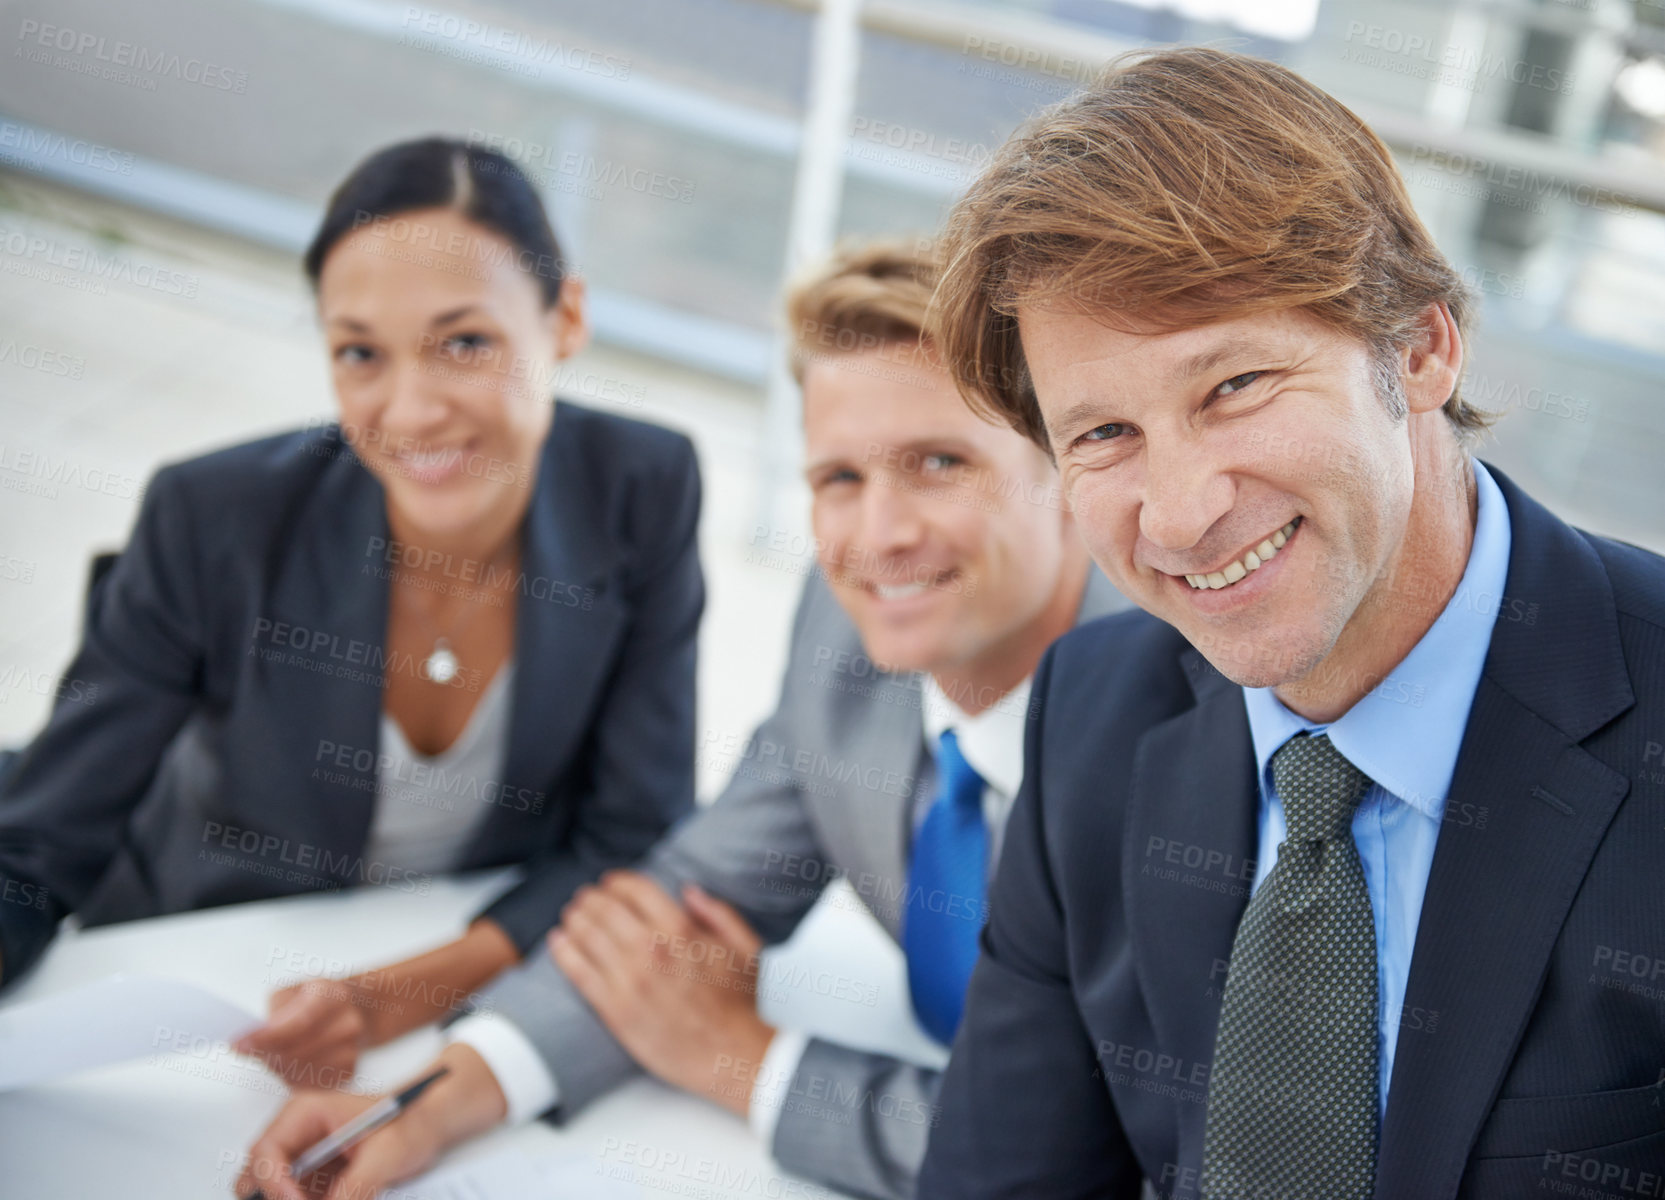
[1400,301,1463,417]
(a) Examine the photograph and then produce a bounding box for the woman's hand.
[236,1043,509,1199]
[235,977,376,1089]
[236,919,521,1087]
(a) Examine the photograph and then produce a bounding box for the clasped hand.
[550,870,777,1117]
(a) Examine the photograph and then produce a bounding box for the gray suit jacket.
[479,567,1125,1199]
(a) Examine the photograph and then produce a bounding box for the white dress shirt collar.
[920,673,1031,801]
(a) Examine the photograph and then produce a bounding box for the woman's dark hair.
[303,136,567,305]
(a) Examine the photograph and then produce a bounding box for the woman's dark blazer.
[0,399,703,988]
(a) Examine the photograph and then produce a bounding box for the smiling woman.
[0,137,704,1086]
[302,141,592,765]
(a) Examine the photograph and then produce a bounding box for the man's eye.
[921,453,963,472]
[1216,370,1263,396]
[334,344,374,366]
[1079,423,1127,444]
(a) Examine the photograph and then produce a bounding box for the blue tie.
[903,729,989,1044]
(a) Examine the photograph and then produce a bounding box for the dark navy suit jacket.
[0,400,702,989]
[920,466,1665,1199]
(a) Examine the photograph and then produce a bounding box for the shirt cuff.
[748,1029,810,1147]
[445,1012,560,1125]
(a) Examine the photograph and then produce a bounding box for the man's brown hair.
[786,238,938,384]
[931,46,1487,449]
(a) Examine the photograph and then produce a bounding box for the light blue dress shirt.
[1241,458,1511,1122]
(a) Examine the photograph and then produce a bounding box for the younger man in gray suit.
[240,241,1122,1200]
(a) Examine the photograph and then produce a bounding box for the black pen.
[249,1067,450,1199]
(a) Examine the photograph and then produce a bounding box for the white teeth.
[875,582,928,600]
[1183,517,1301,590]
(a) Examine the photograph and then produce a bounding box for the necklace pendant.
[424,638,460,684]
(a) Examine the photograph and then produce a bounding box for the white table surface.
[0,870,945,1198]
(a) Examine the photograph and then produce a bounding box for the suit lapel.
[829,601,928,941]
[465,404,627,865]
[1374,690,1628,1197]
[876,692,930,942]
[1122,651,1258,1157]
[1372,466,1634,1198]
[259,438,389,865]
[256,414,633,875]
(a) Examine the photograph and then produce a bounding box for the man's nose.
[1137,440,1234,554]
[858,473,927,557]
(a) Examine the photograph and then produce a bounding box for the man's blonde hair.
[785,238,939,384]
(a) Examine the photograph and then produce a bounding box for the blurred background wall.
[2,0,1662,783]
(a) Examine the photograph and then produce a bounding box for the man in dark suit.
[918,46,1665,1198]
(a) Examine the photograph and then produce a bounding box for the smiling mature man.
[917,46,1665,1200]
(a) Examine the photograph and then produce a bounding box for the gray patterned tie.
[1201,732,1380,1200]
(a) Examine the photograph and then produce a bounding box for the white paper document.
[403,1151,552,1199]
[0,973,262,1091]
[405,1149,647,1199]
